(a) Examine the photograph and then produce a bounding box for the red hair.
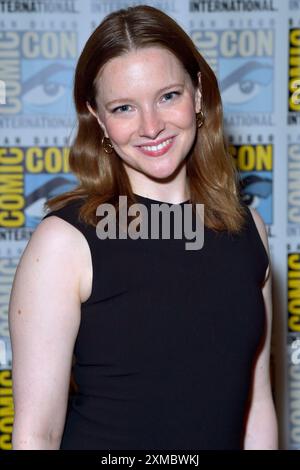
[45,5,246,232]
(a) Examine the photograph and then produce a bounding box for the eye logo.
[26,174,78,228]
[22,62,74,115]
[220,60,273,113]
[229,142,273,225]
[239,174,272,224]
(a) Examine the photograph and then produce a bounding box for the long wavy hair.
[44,5,246,232]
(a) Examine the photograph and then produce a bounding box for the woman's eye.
[112,104,131,113]
[162,91,180,102]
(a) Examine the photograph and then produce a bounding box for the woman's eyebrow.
[104,82,184,107]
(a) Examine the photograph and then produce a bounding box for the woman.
[9,5,278,449]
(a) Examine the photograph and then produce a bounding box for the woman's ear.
[86,101,108,137]
[86,101,97,118]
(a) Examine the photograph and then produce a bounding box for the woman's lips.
[137,137,175,157]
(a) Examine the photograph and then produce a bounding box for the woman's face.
[90,46,201,185]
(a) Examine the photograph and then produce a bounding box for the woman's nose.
[139,108,165,140]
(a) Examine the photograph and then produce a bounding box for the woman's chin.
[143,162,184,181]
[122,157,186,182]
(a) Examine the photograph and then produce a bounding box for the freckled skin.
[18,309,21,315]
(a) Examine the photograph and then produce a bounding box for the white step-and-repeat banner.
[0,0,299,450]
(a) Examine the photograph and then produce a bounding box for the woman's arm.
[9,216,87,449]
[243,208,278,450]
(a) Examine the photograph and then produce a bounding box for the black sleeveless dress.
[42,194,268,450]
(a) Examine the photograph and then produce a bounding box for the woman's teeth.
[140,138,173,152]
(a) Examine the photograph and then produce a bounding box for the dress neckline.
[133,193,190,206]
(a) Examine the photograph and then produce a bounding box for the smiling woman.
[43,4,245,231]
[86,46,201,186]
[9,5,278,451]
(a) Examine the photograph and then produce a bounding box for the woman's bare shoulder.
[9,215,87,448]
[248,207,270,284]
[247,207,269,255]
[21,214,92,304]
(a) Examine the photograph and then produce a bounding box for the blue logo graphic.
[219,59,273,113]
[239,172,273,224]
[22,61,74,115]
[25,174,78,227]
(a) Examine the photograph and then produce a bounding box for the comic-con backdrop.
[0,0,299,450]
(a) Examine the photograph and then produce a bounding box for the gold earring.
[196,110,204,128]
[101,135,114,154]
